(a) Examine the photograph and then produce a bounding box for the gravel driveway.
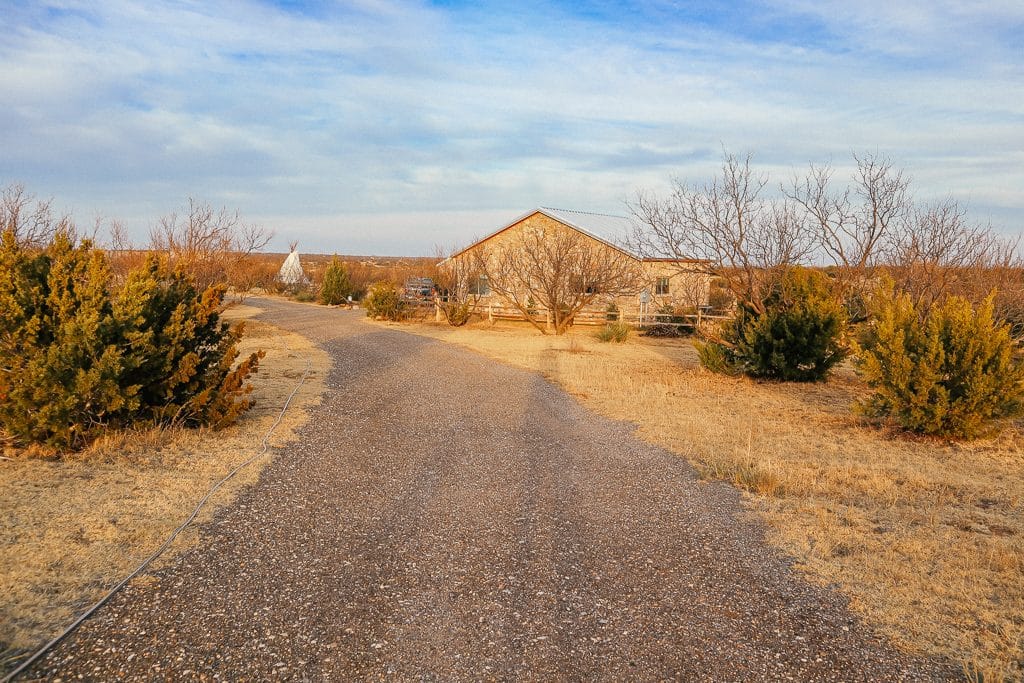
[24,298,955,681]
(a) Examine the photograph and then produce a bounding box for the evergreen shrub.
[0,230,261,450]
[856,286,1024,438]
[596,321,631,343]
[319,257,353,305]
[364,281,405,321]
[698,267,847,382]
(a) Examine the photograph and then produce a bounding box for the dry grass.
[398,317,1024,680]
[0,304,330,673]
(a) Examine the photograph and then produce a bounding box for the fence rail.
[412,297,732,328]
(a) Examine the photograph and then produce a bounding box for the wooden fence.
[408,297,731,329]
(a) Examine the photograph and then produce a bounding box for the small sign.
[639,290,650,304]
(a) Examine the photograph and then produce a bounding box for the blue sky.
[1,0,1022,255]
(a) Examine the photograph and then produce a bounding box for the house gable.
[448,208,640,262]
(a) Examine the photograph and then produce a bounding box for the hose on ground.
[2,356,312,682]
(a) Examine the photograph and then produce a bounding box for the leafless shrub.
[0,184,75,248]
[150,198,273,291]
[434,247,484,326]
[887,199,1020,300]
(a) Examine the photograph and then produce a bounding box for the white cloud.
[0,0,1020,252]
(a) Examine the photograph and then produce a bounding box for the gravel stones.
[24,299,956,681]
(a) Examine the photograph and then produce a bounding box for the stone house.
[444,207,710,325]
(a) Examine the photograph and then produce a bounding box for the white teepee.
[278,247,307,285]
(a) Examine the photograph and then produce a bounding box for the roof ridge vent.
[540,206,628,219]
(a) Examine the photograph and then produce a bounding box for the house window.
[471,275,490,296]
[655,277,670,295]
[570,276,598,294]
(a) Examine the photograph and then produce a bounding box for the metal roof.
[536,207,635,255]
[536,208,705,263]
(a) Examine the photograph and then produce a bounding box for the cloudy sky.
[2,1,1022,255]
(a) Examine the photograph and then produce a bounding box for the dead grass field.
[395,317,1024,681]
[0,304,330,675]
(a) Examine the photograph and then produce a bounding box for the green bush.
[319,256,352,305]
[595,321,631,343]
[656,303,683,324]
[439,299,474,327]
[699,267,847,382]
[293,288,316,303]
[856,287,1024,438]
[364,281,405,321]
[116,256,262,430]
[695,339,739,375]
[0,230,261,450]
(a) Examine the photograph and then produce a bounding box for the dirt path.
[23,298,956,681]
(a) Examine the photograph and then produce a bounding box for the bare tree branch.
[474,223,642,335]
[630,152,815,315]
[0,184,75,248]
[150,198,274,291]
[434,246,485,326]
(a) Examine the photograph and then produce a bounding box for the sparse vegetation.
[148,197,273,291]
[632,151,1021,327]
[857,285,1024,438]
[595,321,631,343]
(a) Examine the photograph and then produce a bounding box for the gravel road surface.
[24,298,955,681]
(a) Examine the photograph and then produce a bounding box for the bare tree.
[630,152,816,315]
[473,224,642,335]
[666,268,711,313]
[150,198,273,291]
[787,153,910,272]
[784,153,912,320]
[434,247,485,326]
[0,183,75,248]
